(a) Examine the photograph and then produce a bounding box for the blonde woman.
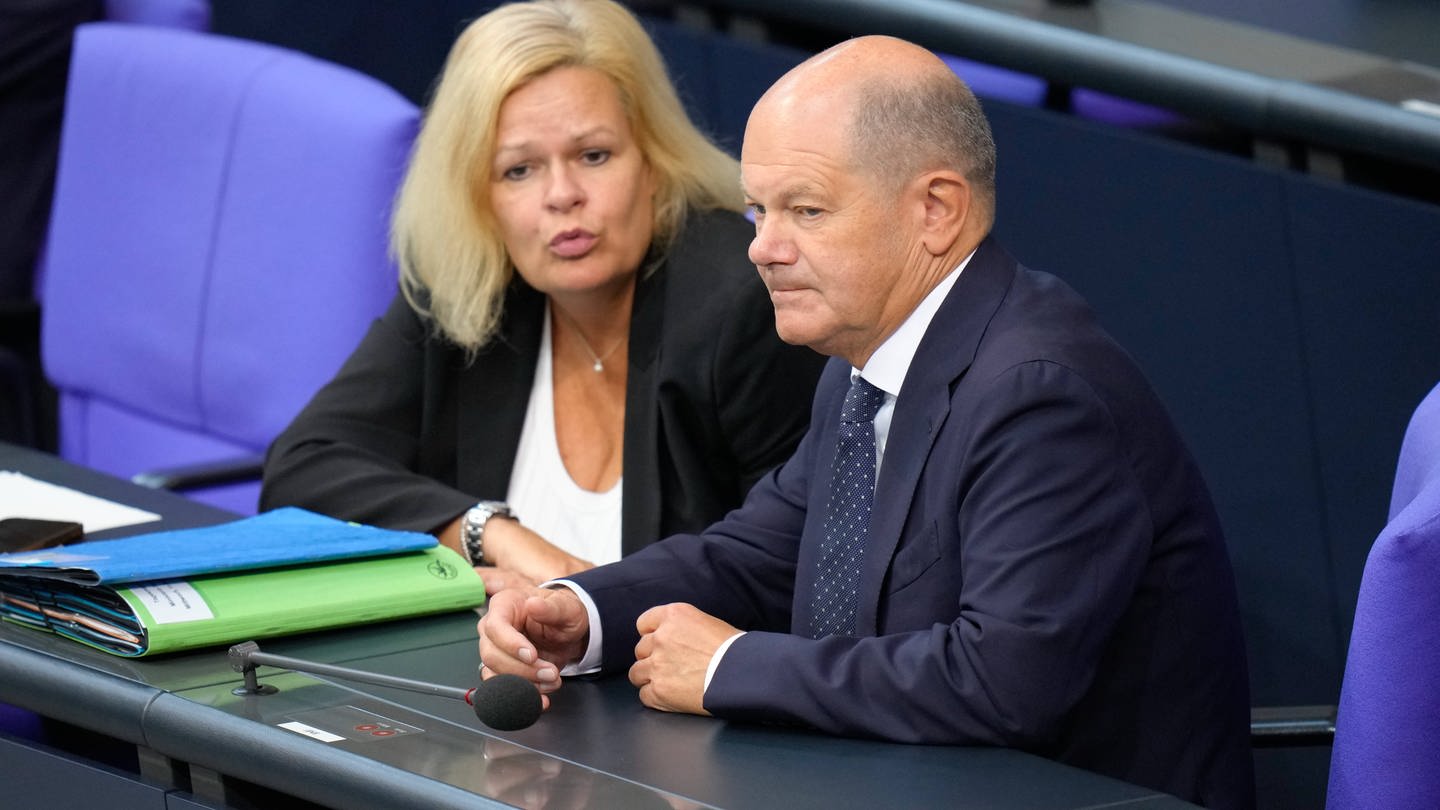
[261,0,823,594]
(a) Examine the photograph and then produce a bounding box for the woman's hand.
[440,513,594,595]
[477,517,594,594]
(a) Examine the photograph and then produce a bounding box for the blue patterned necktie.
[808,375,887,639]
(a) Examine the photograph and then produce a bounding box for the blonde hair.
[391,0,743,351]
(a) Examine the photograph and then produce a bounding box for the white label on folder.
[130,581,214,624]
[279,721,345,743]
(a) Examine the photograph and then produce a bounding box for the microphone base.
[232,683,279,697]
[229,640,280,696]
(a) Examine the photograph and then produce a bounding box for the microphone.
[228,640,542,731]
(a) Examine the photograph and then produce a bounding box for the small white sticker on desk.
[129,581,214,623]
[279,721,345,743]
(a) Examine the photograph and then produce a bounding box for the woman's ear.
[918,170,971,256]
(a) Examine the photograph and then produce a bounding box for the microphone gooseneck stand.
[227,640,542,731]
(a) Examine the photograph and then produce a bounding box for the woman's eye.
[502,164,531,181]
[581,149,611,166]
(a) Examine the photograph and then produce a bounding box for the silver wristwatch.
[461,501,513,566]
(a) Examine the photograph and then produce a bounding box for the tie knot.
[841,376,886,424]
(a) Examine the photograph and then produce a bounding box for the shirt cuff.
[545,579,603,675]
[704,631,746,692]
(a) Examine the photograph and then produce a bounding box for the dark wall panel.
[643,18,811,158]
[1285,176,1440,638]
[984,100,1342,707]
[211,0,494,105]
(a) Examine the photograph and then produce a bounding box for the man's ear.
[918,170,971,256]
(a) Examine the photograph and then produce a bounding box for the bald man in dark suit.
[480,35,1254,810]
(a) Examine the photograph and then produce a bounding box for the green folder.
[0,545,485,657]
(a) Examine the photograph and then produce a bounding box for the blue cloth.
[809,376,885,638]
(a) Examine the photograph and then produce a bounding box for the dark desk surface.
[1,443,1201,809]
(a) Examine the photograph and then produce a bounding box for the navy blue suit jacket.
[570,237,1254,809]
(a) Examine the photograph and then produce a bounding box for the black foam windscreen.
[473,673,543,731]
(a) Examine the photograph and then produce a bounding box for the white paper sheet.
[0,471,161,533]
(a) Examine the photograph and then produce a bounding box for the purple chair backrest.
[1388,381,1440,521]
[40,23,418,515]
[1327,380,1440,809]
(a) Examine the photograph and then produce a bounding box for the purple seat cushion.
[1327,383,1440,808]
[1389,381,1440,519]
[940,53,1047,106]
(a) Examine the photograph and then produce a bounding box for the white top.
[506,304,624,567]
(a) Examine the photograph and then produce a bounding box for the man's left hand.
[630,603,738,715]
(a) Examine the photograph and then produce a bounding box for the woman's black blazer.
[260,210,825,555]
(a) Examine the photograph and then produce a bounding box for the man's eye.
[797,207,823,218]
[748,203,766,218]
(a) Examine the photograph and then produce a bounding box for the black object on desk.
[0,441,236,539]
[0,517,83,552]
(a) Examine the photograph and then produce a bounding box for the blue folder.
[0,507,436,586]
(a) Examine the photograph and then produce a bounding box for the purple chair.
[1326,380,1440,808]
[40,23,417,515]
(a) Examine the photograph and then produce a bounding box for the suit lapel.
[620,265,664,554]
[456,280,544,499]
[853,238,1018,634]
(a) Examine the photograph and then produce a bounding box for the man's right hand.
[477,587,590,707]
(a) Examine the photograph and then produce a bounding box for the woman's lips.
[550,229,597,258]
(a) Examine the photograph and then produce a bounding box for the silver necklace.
[553,305,624,373]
